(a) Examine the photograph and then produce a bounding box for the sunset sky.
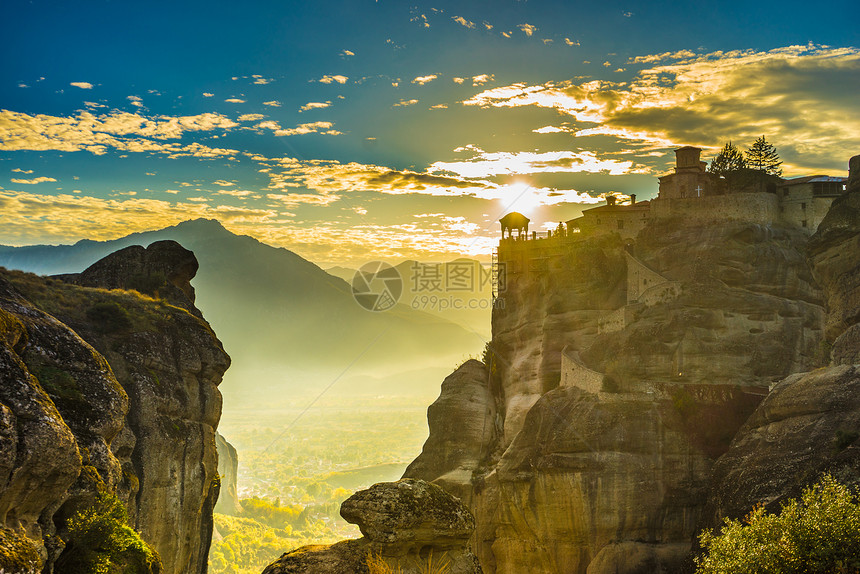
[1,0,858,265]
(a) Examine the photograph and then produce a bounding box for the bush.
[54,492,162,574]
[86,302,133,333]
[696,474,860,573]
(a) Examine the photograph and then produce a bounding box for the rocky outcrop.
[60,240,200,316]
[214,433,242,515]
[0,240,229,574]
[403,360,496,506]
[693,156,860,557]
[407,189,830,572]
[263,479,482,574]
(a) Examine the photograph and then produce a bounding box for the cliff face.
[696,158,860,546]
[406,190,832,571]
[214,433,241,516]
[0,240,229,574]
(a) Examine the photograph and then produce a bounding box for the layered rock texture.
[263,479,481,574]
[694,157,860,552]
[214,433,241,516]
[0,240,229,574]
[404,159,860,573]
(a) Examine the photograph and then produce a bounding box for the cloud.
[412,75,438,85]
[472,74,494,86]
[564,38,580,46]
[212,179,236,187]
[253,120,342,137]
[127,95,143,108]
[394,99,419,107]
[238,113,266,121]
[318,75,349,84]
[203,92,215,97]
[453,77,466,84]
[533,125,568,134]
[252,75,273,85]
[430,104,448,109]
[70,82,93,89]
[411,13,430,28]
[225,98,246,103]
[518,23,537,36]
[263,100,281,107]
[342,49,355,56]
[483,21,493,30]
[0,109,240,156]
[429,149,639,178]
[501,31,512,38]
[452,16,475,29]
[11,168,34,174]
[0,189,277,245]
[11,176,57,184]
[300,101,332,112]
[627,49,698,64]
[461,45,860,172]
[543,39,553,45]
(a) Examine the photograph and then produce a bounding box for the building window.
[782,188,789,197]
[801,202,807,211]
[617,220,624,230]
[802,220,808,228]
[597,218,602,224]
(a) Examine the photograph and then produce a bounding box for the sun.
[500,181,544,217]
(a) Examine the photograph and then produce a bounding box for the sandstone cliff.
[262,479,482,574]
[403,159,854,572]
[0,240,229,574]
[692,157,860,561]
[214,433,242,516]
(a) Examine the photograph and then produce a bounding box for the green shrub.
[54,492,162,574]
[86,302,133,333]
[696,474,860,573]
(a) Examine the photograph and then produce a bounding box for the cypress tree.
[745,136,783,176]
[709,142,747,177]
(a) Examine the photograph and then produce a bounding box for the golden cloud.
[463,45,860,172]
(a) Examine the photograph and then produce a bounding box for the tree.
[695,474,860,573]
[745,135,783,176]
[709,141,747,177]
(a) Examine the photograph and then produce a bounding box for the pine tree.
[745,136,782,176]
[708,142,747,177]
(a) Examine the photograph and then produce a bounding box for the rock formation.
[214,433,242,516]
[403,157,853,572]
[0,239,229,574]
[404,360,497,506]
[262,479,482,574]
[693,156,860,556]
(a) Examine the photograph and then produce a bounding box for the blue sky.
[1,0,858,263]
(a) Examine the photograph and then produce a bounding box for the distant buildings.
[560,146,847,239]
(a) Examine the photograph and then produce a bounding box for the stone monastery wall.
[651,192,779,225]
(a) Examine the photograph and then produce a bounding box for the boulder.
[262,479,482,574]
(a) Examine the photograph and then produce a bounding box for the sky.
[1,0,858,265]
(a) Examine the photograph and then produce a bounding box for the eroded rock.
[263,479,482,574]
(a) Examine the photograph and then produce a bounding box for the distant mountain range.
[0,219,484,406]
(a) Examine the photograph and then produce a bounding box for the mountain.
[0,219,482,408]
